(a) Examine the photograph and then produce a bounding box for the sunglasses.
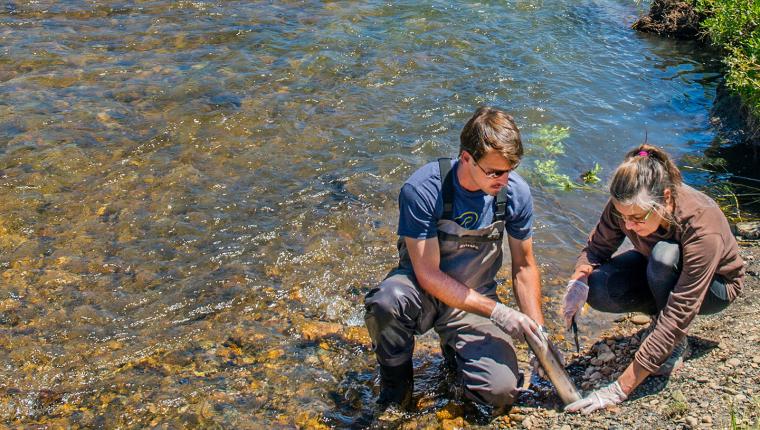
[472,157,514,179]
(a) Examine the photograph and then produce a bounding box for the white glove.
[561,279,589,330]
[530,334,566,380]
[490,302,540,345]
[565,381,627,414]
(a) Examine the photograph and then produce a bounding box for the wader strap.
[495,185,508,222]
[438,158,454,220]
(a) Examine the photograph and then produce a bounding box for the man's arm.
[404,236,496,317]
[507,235,544,325]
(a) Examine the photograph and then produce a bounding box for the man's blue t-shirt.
[397,159,534,240]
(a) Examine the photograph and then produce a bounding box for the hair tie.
[638,150,649,157]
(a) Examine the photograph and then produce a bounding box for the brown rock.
[735,221,760,240]
[630,314,651,325]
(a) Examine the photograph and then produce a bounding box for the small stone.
[523,416,534,429]
[685,416,698,427]
[695,375,709,383]
[631,314,651,325]
[671,390,686,403]
[589,372,602,381]
[598,352,616,363]
[701,415,713,424]
[735,221,760,239]
[736,394,748,402]
[559,425,571,430]
[649,399,660,406]
[545,409,557,418]
[752,356,760,364]
[726,358,741,367]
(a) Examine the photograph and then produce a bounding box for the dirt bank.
[632,0,704,40]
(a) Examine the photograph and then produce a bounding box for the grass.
[695,0,760,119]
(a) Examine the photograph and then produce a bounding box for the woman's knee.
[648,241,680,281]
[586,270,612,312]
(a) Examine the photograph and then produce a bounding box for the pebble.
[726,358,741,367]
[752,356,760,364]
[685,416,698,427]
[630,314,651,325]
[671,390,686,403]
[701,415,713,424]
[559,425,572,430]
[695,375,709,383]
[522,416,534,429]
[598,351,616,362]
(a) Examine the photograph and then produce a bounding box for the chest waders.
[364,158,523,410]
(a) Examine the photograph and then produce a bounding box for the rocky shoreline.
[353,238,760,429]
[487,241,760,429]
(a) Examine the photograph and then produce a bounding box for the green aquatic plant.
[534,159,578,191]
[533,125,570,155]
[580,162,602,184]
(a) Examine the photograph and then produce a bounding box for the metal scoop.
[525,327,582,405]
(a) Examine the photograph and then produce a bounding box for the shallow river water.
[0,0,732,427]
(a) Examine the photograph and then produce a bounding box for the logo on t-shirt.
[454,211,478,229]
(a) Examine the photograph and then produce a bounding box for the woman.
[562,144,745,414]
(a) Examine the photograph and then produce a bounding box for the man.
[364,106,549,412]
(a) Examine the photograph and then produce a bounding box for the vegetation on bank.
[695,0,760,120]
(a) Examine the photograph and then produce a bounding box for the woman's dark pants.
[586,241,730,316]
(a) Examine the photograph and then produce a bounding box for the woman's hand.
[561,279,589,330]
[565,381,627,414]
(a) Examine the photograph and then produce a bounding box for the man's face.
[462,150,514,196]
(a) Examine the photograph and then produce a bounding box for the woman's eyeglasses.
[613,208,653,224]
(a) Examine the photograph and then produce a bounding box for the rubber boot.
[377,361,413,410]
